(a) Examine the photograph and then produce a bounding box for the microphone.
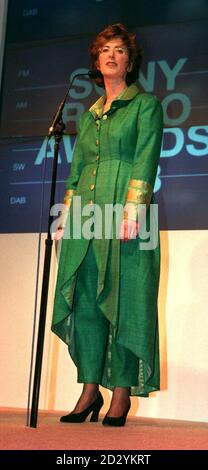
[48,70,100,139]
[88,69,101,79]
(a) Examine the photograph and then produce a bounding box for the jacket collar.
[89,83,140,119]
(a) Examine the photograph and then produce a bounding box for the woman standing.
[52,23,163,426]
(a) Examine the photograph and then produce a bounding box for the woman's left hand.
[120,219,139,242]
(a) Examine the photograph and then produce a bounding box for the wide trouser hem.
[77,377,160,397]
[77,376,143,389]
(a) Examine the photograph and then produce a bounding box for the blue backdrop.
[0,0,208,232]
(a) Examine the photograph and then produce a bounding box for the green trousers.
[71,241,140,388]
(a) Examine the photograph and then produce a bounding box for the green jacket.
[52,84,163,396]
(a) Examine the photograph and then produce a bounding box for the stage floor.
[1,408,208,450]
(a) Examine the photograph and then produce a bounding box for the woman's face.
[97,37,130,82]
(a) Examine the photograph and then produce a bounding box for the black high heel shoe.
[102,400,131,427]
[60,391,103,423]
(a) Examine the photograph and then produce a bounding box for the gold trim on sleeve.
[63,189,74,207]
[58,189,74,229]
[126,179,152,205]
[124,179,153,221]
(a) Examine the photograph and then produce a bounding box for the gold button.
[89,200,94,205]
[96,155,99,161]
[102,114,107,120]
[96,139,99,145]
[92,169,96,176]
[90,184,95,191]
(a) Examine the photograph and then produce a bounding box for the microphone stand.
[29,71,96,428]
